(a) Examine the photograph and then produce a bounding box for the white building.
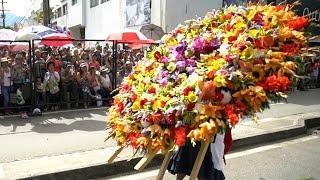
[52,0,223,40]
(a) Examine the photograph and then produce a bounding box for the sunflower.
[251,65,266,82]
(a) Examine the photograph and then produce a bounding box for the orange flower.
[172,127,187,146]
[288,17,309,30]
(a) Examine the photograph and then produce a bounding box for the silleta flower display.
[107,4,309,155]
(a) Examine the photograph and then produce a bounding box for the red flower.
[182,87,193,96]
[122,84,131,92]
[186,103,196,111]
[275,5,285,11]
[208,70,216,79]
[235,101,247,113]
[228,113,239,126]
[255,36,274,49]
[288,17,309,30]
[127,133,140,149]
[282,43,300,55]
[167,111,177,125]
[148,86,156,94]
[154,51,162,60]
[278,76,291,92]
[215,90,224,101]
[131,93,137,101]
[265,75,280,92]
[172,127,187,146]
[150,112,163,123]
[140,99,147,107]
[117,102,124,112]
[252,12,264,23]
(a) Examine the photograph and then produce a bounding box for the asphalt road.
[104,134,320,180]
[0,89,319,163]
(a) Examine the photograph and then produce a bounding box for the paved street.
[0,89,319,163]
[104,134,320,180]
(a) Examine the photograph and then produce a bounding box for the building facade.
[52,0,223,40]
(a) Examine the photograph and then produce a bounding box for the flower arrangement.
[107,4,309,155]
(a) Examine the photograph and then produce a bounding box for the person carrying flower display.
[106,3,311,179]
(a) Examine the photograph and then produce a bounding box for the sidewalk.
[0,111,319,179]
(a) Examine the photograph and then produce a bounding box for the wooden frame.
[107,140,210,180]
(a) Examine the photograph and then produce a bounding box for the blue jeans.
[1,86,10,108]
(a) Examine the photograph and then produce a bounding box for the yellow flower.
[152,100,163,110]
[167,62,176,72]
[240,47,254,60]
[213,75,227,87]
[132,100,142,111]
[208,58,227,71]
[187,92,198,103]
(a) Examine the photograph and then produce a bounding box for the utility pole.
[43,0,50,26]
[1,0,8,28]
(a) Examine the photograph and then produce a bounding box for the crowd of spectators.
[0,42,144,117]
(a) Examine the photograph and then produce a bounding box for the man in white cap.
[0,57,11,115]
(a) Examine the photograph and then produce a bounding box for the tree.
[33,8,55,24]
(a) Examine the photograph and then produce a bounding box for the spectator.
[11,53,29,91]
[87,65,101,96]
[61,62,78,106]
[43,61,60,110]
[35,77,44,110]
[53,53,62,73]
[98,66,112,103]
[0,57,11,115]
[34,49,46,80]
[89,53,101,70]
[76,63,90,108]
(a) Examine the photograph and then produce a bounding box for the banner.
[125,0,151,27]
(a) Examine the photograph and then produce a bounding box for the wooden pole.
[134,152,156,171]
[107,147,124,163]
[189,141,211,180]
[156,151,173,180]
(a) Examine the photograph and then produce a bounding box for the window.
[101,0,108,3]
[57,8,62,17]
[90,0,99,7]
[72,0,77,5]
[62,4,68,15]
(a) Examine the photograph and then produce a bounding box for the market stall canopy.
[106,29,149,43]
[41,33,74,47]
[140,24,164,40]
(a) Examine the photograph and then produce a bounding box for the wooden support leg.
[107,147,124,164]
[156,151,173,180]
[189,141,210,180]
[134,152,156,171]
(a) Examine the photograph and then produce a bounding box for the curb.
[23,117,320,180]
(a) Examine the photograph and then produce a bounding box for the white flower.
[221,90,232,104]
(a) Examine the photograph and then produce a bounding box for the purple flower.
[176,61,186,69]
[192,37,204,52]
[186,57,196,67]
[171,71,180,82]
[160,57,169,64]
[176,41,187,53]
[158,77,168,86]
[172,50,184,61]
[186,66,196,74]
[160,70,169,78]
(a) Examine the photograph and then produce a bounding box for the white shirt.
[100,75,111,90]
[210,132,225,172]
[3,70,11,87]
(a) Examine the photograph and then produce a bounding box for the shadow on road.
[0,108,108,134]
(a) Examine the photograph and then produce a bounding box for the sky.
[6,0,60,17]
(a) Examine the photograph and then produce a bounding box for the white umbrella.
[0,29,17,46]
[15,32,41,41]
[18,25,54,34]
